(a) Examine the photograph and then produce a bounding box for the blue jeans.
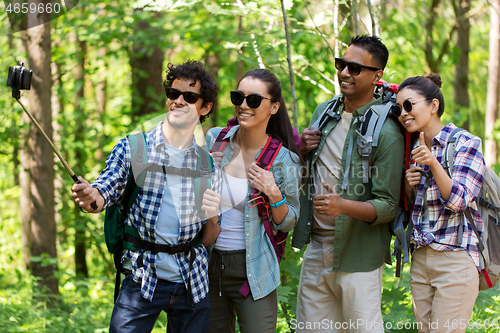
[109,274,209,333]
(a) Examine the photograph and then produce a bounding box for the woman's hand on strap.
[247,162,281,201]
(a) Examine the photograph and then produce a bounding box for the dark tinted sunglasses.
[334,58,381,75]
[230,91,274,108]
[165,87,201,104]
[391,98,431,117]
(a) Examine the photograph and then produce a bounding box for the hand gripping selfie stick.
[8,63,98,211]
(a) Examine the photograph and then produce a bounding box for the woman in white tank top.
[205,69,303,333]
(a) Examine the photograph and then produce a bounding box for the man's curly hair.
[163,60,219,123]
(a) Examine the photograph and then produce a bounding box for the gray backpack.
[444,127,500,290]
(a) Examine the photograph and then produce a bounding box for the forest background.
[1,0,500,332]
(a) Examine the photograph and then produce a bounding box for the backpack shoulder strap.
[310,94,342,131]
[256,136,283,171]
[371,102,394,148]
[122,133,147,245]
[443,127,466,177]
[342,100,394,189]
[126,133,148,213]
[210,126,233,153]
[194,145,213,219]
[251,136,285,246]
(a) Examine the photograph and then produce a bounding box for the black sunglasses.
[165,87,202,104]
[392,98,432,117]
[230,91,274,108]
[334,58,381,76]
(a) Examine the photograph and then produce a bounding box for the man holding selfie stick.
[72,60,222,333]
[292,36,404,333]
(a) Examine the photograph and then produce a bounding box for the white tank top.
[215,171,248,251]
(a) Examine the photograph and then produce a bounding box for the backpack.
[444,127,500,290]
[210,125,288,297]
[104,132,213,301]
[309,80,411,277]
[393,130,419,278]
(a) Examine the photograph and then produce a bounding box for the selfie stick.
[15,96,98,211]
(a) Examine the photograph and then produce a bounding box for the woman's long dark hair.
[239,69,303,166]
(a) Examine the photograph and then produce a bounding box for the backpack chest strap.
[124,232,202,255]
[144,164,212,178]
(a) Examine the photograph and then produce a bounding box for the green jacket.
[292,95,404,272]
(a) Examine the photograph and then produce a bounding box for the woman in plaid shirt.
[394,73,485,333]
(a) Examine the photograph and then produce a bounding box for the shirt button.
[246,233,249,237]
[247,254,250,258]
[246,215,249,218]
[155,204,159,208]
[248,274,252,277]
[315,152,318,155]
[324,131,327,134]
[307,222,311,226]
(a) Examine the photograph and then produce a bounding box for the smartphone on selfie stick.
[7,63,98,211]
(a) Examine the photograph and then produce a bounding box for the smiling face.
[337,45,383,102]
[165,78,211,129]
[396,88,437,133]
[234,77,279,129]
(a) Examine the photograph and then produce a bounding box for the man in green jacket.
[292,35,404,333]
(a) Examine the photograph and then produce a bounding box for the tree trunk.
[51,58,65,244]
[333,0,341,95]
[281,0,299,131]
[130,9,165,120]
[19,34,31,270]
[20,110,32,270]
[203,22,221,129]
[236,15,244,84]
[423,0,457,74]
[453,0,471,130]
[26,2,59,301]
[425,0,442,73]
[9,31,20,186]
[74,35,88,278]
[95,46,108,163]
[485,0,500,167]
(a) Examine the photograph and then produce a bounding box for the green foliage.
[1,0,499,331]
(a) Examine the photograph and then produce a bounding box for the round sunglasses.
[334,58,381,76]
[392,98,431,117]
[230,91,275,108]
[165,87,201,104]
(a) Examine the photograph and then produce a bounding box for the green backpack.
[103,132,213,301]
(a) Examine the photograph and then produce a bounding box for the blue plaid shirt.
[411,123,485,269]
[93,123,222,303]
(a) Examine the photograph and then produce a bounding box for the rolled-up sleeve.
[443,136,485,212]
[271,152,301,232]
[92,138,130,209]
